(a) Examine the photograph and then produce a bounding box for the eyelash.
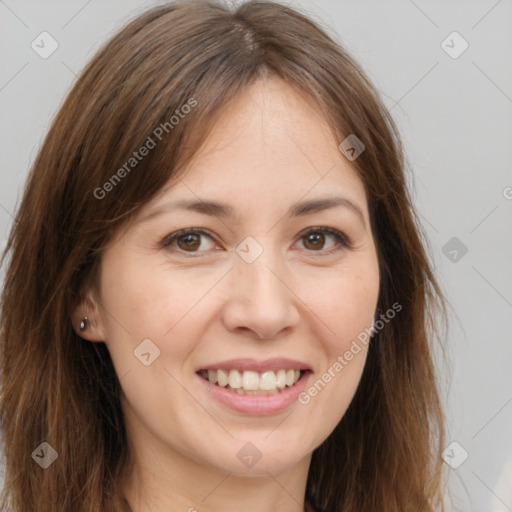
[161,226,352,257]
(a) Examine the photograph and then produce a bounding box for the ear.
[71,288,106,343]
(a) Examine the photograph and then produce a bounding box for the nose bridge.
[222,234,300,339]
[238,235,289,306]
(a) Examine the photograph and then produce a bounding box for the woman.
[0,0,448,510]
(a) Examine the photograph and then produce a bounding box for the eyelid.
[298,226,352,252]
[161,228,217,256]
[161,226,352,256]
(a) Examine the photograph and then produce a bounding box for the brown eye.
[162,226,351,258]
[162,229,216,254]
[303,232,326,251]
[296,227,351,255]
[177,233,201,251]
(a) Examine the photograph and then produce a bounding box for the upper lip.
[197,358,312,373]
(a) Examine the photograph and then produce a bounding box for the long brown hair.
[0,1,448,510]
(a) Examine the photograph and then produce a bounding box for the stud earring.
[79,317,88,332]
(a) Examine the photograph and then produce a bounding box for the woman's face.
[79,77,380,478]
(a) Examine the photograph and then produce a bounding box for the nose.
[220,246,301,340]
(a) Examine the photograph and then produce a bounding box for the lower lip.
[196,371,311,416]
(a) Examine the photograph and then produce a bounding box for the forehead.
[155,77,367,209]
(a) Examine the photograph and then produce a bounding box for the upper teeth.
[200,369,301,392]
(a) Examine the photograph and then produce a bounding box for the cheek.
[304,262,379,352]
[295,268,377,439]
[98,254,228,377]
[97,258,210,430]
[341,271,379,336]
[101,254,205,336]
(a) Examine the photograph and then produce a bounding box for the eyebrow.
[138,196,366,228]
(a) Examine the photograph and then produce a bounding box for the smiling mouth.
[197,368,306,396]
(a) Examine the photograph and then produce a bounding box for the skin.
[73,76,380,512]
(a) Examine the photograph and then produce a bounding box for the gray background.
[1,0,511,510]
